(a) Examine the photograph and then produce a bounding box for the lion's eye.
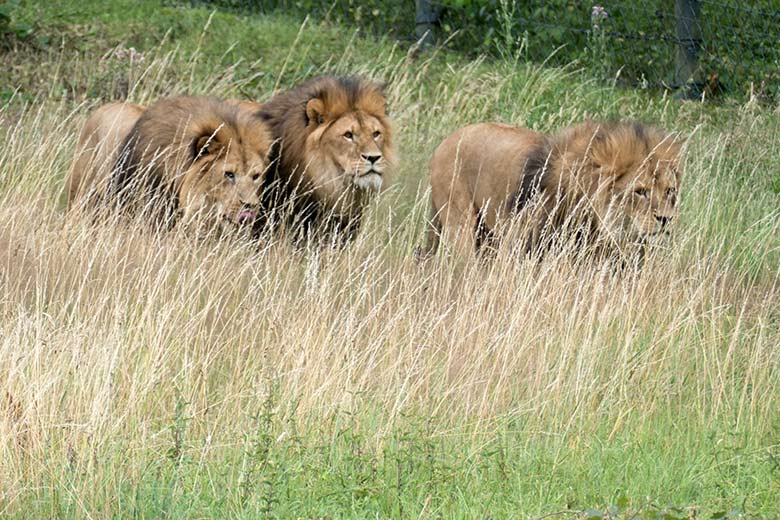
[343,131,354,141]
[634,188,649,198]
[224,171,236,182]
[251,173,261,181]
[666,187,677,197]
[372,130,381,139]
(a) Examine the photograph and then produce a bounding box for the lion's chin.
[354,171,383,191]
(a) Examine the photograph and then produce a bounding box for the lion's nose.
[361,153,381,165]
[655,215,671,228]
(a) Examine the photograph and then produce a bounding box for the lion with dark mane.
[421,120,682,260]
[256,76,395,242]
[68,96,273,230]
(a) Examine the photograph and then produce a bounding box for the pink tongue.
[237,209,257,224]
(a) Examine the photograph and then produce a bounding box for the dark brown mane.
[509,136,553,213]
[258,75,388,183]
[255,75,392,241]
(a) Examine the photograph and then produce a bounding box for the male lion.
[421,120,682,259]
[257,75,395,243]
[68,96,273,229]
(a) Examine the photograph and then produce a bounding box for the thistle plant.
[589,4,609,80]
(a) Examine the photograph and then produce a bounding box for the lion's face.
[618,159,680,241]
[316,112,389,192]
[179,121,272,229]
[303,108,392,207]
[577,125,682,244]
[598,147,682,243]
[292,82,394,214]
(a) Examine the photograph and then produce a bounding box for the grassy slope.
[0,1,779,518]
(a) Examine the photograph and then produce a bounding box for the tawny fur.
[257,75,395,241]
[226,99,263,114]
[71,96,273,229]
[422,120,682,258]
[67,102,145,210]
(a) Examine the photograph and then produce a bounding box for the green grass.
[0,1,779,519]
[17,416,780,518]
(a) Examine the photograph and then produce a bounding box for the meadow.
[0,1,779,518]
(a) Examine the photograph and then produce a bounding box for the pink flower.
[592,5,608,20]
[591,5,608,29]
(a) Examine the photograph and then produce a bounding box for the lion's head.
[178,111,273,228]
[114,97,273,229]
[541,121,683,245]
[259,76,394,226]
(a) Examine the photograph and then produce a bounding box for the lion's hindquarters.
[426,123,539,258]
[67,103,145,212]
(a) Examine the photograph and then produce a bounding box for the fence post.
[415,0,437,47]
[675,0,702,98]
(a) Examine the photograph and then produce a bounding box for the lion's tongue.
[236,209,257,224]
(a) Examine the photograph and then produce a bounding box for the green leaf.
[13,21,34,38]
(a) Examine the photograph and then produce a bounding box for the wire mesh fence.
[429,0,780,101]
[194,0,780,102]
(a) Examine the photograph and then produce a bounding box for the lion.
[421,120,682,260]
[256,75,395,242]
[68,96,273,230]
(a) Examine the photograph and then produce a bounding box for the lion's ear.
[193,128,225,160]
[305,98,326,127]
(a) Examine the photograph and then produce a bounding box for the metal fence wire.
[427,0,780,101]
[196,0,780,101]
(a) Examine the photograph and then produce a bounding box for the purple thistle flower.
[591,5,608,30]
[592,5,608,20]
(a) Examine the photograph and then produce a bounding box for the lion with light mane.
[421,120,682,259]
[256,75,395,242]
[67,96,273,230]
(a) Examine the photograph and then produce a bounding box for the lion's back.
[429,122,544,214]
[67,102,145,210]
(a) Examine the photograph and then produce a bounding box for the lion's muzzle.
[355,170,383,191]
[237,209,257,224]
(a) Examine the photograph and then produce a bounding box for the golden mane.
[111,96,272,225]
[511,120,682,220]
[110,97,250,213]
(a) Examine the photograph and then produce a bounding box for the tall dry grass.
[0,31,779,515]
